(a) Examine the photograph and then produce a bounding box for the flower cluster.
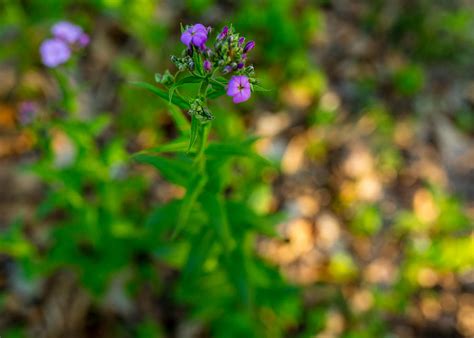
[171,23,256,104]
[180,24,210,50]
[40,21,89,68]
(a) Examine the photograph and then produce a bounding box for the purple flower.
[181,24,208,49]
[78,33,90,47]
[227,75,251,104]
[203,59,212,72]
[18,101,38,125]
[40,39,71,68]
[243,41,255,53]
[218,26,228,40]
[52,21,84,44]
[238,37,245,46]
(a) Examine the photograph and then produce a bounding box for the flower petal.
[232,88,251,103]
[180,31,192,46]
[192,24,207,33]
[51,21,83,44]
[40,39,71,68]
[191,32,207,47]
[227,81,240,96]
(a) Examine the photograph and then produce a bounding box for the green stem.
[194,122,211,169]
[54,69,77,117]
[199,79,209,97]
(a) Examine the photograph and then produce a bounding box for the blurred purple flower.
[181,24,208,49]
[52,21,84,44]
[203,59,212,72]
[40,39,71,67]
[238,37,245,46]
[227,75,251,104]
[218,26,228,40]
[18,101,39,125]
[243,41,255,53]
[78,33,90,47]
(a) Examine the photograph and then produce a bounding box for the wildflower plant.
[133,24,265,155]
[133,23,268,236]
[133,25,300,336]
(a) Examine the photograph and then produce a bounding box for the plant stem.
[194,122,211,169]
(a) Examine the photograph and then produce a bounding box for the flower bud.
[203,60,212,72]
[223,65,232,74]
[243,41,255,53]
[218,26,228,40]
[238,37,245,46]
[160,70,174,85]
[245,65,255,75]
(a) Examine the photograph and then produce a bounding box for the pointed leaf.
[173,172,208,237]
[144,138,190,154]
[169,76,202,103]
[200,192,233,251]
[130,81,190,109]
[188,115,200,152]
[251,84,271,92]
[181,230,214,281]
[207,87,227,99]
[133,153,191,186]
[167,104,191,134]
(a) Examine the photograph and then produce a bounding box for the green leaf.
[133,154,191,186]
[201,192,233,250]
[188,115,200,152]
[181,229,214,281]
[251,84,271,92]
[169,75,202,103]
[173,172,208,238]
[209,78,226,88]
[205,139,271,165]
[192,51,204,76]
[144,138,190,154]
[207,87,227,99]
[226,201,281,237]
[130,81,190,109]
[167,104,191,134]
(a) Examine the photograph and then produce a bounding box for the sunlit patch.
[413,188,439,224]
[282,135,307,174]
[420,296,441,321]
[364,258,397,285]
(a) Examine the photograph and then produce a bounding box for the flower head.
[227,75,251,104]
[40,39,71,68]
[238,37,245,46]
[181,24,208,49]
[52,21,84,44]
